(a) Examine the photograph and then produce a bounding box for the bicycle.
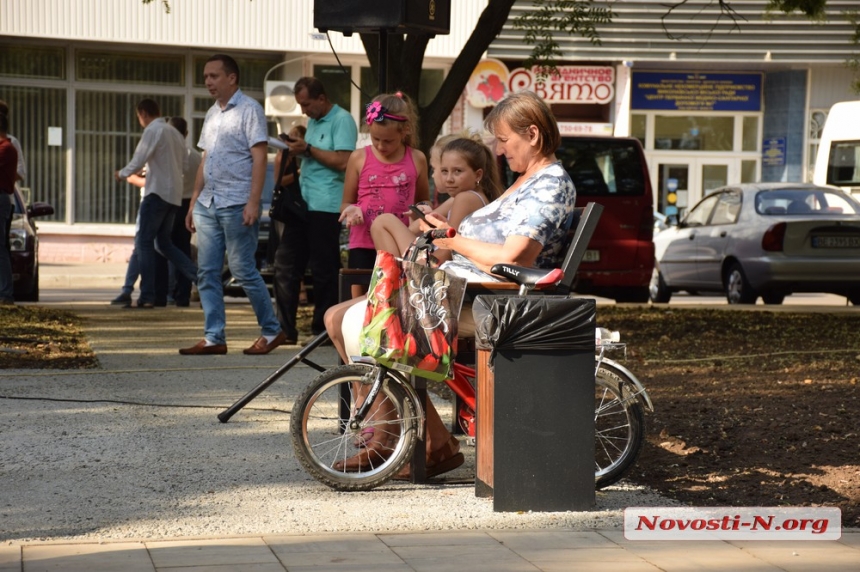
[289,230,654,492]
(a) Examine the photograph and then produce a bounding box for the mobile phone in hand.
[409,205,437,228]
[278,133,296,143]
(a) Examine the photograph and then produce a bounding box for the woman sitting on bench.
[325,90,577,477]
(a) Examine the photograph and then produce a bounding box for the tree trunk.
[360,0,517,155]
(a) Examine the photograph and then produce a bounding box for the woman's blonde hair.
[484,90,560,157]
[366,92,420,148]
[441,135,503,201]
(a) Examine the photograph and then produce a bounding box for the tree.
[145,0,858,154]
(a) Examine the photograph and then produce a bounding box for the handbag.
[270,152,307,222]
[359,250,467,381]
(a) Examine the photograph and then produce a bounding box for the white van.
[813,100,860,196]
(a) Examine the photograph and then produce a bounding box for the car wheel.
[761,292,785,305]
[725,262,757,304]
[649,267,672,303]
[16,269,39,302]
[615,286,650,304]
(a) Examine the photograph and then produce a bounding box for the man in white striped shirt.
[115,98,197,309]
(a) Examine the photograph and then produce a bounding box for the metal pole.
[378,30,389,93]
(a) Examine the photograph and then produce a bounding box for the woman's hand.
[339,204,364,227]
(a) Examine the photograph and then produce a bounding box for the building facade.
[0,0,482,261]
[487,0,859,214]
[2,0,858,261]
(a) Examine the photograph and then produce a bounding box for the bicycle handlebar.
[427,228,456,240]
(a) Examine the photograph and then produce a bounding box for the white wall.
[0,0,486,59]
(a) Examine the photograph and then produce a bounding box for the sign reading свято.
[631,71,763,112]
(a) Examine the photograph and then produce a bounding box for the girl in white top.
[370,134,502,261]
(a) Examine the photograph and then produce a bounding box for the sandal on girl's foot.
[352,427,375,448]
[332,439,393,472]
[394,435,464,480]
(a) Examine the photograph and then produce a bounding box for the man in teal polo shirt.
[276,76,357,341]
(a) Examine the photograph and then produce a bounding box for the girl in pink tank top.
[339,93,429,279]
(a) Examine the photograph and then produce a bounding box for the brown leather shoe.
[243,331,288,355]
[179,340,227,355]
[394,435,463,480]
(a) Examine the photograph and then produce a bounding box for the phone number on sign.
[624,507,841,540]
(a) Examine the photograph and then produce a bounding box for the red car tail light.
[762,222,786,252]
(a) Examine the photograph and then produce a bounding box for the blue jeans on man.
[136,193,197,306]
[193,200,281,345]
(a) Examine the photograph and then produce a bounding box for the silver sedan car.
[650,183,860,304]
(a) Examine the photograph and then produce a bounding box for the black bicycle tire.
[594,363,646,489]
[290,363,419,491]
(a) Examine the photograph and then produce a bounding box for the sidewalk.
[40,261,129,289]
[5,267,859,571]
[3,530,858,571]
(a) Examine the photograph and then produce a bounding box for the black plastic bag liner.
[473,295,595,364]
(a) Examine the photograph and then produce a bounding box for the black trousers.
[169,198,193,304]
[274,209,342,337]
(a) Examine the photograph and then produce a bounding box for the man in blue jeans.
[115,99,197,309]
[180,54,285,356]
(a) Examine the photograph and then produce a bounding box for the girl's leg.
[323,298,363,364]
[371,213,418,256]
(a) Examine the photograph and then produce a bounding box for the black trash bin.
[473,295,595,512]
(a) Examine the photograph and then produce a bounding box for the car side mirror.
[27,202,55,218]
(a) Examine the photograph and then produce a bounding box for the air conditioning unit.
[265,81,298,117]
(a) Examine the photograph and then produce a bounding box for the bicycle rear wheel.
[594,363,645,489]
[290,363,419,491]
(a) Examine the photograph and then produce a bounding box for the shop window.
[631,114,646,146]
[741,160,757,183]
[313,65,353,112]
[0,86,66,220]
[742,116,758,152]
[75,91,183,224]
[193,55,283,91]
[654,115,733,151]
[0,45,65,80]
[77,51,184,85]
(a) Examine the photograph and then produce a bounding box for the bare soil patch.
[597,306,860,528]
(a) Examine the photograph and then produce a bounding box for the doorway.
[652,157,733,217]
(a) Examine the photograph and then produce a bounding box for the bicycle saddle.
[490,264,564,289]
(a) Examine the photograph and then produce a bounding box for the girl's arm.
[411,149,430,204]
[339,148,365,225]
[426,193,484,265]
[446,191,485,230]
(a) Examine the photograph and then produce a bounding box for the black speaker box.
[314,0,450,35]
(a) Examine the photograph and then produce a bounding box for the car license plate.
[583,249,600,262]
[811,235,860,248]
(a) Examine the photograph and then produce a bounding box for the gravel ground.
[0,302,674,543]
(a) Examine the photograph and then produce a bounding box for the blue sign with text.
[631,72,763,111]
[762,137,786,166]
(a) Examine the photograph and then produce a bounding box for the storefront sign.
[631,71,763,111]
[762,137,786,166]
[465,59,510,108]
[557,122,614,136]
[466,62,616,108]
[508,65,615,104]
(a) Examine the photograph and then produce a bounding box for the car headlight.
[8,228,27,252]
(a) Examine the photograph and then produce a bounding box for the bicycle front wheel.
[290,363,420,491]
[595,363,645,489]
